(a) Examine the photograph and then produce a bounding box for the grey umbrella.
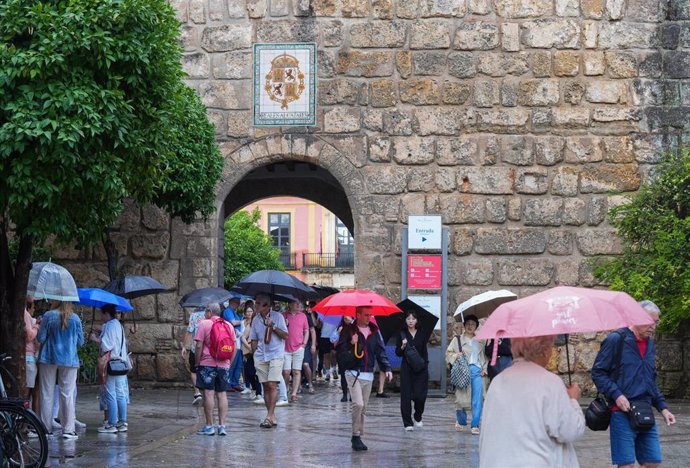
[27,262,79,302]
[230,270,316,299]
[179,287,238,308]
[103,275,168,299]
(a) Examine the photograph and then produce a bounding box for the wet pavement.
[47,381,690,467]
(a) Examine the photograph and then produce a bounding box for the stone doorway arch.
[213,133,371,287]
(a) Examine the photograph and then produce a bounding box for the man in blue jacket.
[336,306,392,452]
[592,300,676,468]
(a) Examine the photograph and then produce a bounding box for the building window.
[335,219,354,267]
[269,212,291,257]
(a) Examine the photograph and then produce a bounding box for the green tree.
[0,0,221,380]
[224,209,284,288]
[593,148,690,333]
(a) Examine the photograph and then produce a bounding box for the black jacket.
[395,329,429,363]
[336,321,391,373]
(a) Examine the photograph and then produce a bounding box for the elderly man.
[592,300,676,468]
[194,302,235,436]
[249,293,288,429]
[335,306,392,451]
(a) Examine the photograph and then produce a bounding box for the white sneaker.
[471,427,480,435]
[75,419,87,429]
[414,420,423,428]
[52,419,61,430]
[249,390,256,399]
[240,387,251,395]
[276,399,289,407]
[62,431,78,440]
[252,397,265,405]
[116,422,128,432]
[98,424,118,434]
[404,426,414,432]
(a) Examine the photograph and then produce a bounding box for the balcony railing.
[279,252,297,270]
[301,252,354,271]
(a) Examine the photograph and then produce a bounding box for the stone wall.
[50,0,690,391]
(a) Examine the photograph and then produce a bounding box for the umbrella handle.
[354,342,364,359]
[490,338,499,367]
[565,334,571,386]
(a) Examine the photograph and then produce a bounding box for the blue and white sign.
[407,295,442,330]
[408,215,442,250]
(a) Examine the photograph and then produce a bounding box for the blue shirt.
[37,309,84,367]
[223,306,244,341]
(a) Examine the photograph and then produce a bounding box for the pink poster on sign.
[407,255,442,289]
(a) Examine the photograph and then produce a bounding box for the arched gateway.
[51,1,688,392]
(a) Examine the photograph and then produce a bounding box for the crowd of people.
[22,290,676,466]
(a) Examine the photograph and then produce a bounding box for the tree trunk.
[0,227,33,396]
[103,229,117,281]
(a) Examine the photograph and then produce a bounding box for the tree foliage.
[224,209,284,289]
[0,0,222,379]
[593,148,690,333]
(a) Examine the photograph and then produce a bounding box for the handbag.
[106,324,130,376]
[585,395,612,431]
[628,400,655,430]
[401,332,426,373]
[450,337,471,389]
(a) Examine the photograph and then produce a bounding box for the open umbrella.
[312,289,401,317]
[77,288,133,312]
[27,261,79,302]
[231,270,316,299]
[179,287,237,308]
[453,289,517,321]
[103,275,168,299]
[475,286,655,384]
[377,298,440,345]
[310,284,339,300]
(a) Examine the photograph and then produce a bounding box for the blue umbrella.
[77,288,133,312]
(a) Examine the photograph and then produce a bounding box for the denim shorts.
[195,366,230,392]
[610,410,662,465]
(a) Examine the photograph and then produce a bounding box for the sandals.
[290,395,298,403]
[260,418,278,429]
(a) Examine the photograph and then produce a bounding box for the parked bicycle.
[0,353,48,468]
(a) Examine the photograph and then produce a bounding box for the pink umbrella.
[475,286,655,383]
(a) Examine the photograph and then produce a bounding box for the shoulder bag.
[585,330,625,431]
[107,324,130,376]
[628,400,655,430]
[450,336,471,389]
[401,332,426,373]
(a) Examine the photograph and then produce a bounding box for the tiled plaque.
[253,43,316,126]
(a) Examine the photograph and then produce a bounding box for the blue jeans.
[610,411,662,465]
[105,375,128,425]
[456,365,483,427]
[228,349,243,387]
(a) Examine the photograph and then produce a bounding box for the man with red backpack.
[194,302,237,436]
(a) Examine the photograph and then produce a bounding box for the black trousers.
[243,354,261,395]
[399,363,429,427]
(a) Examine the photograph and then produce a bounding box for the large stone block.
[391,137,436,165]
[602,136,635,163]
[552,167,580,196]
[366,166,409,194]
[350,21,406,48]
[477,53,530,77]
[463,260,494,286]
[200,24,251,52]
[565,137,603,164]
[502,135,534,166]
[553,108,590,128]
[342,0,370,16]
[131,233,169,259]
[524,198,564,226]
[495,0,552,17]
[413,52,447,75]
[563,198,586,225]
[475,228,547,254]
[548,231,574,255]
[128,324,175,354]
[497,259,554,286]
[415,108,471,135]
[436,137,479,165]
[323,107,361,133]
[452,227,476,255]
[410,21,452,49]
[656,340,683,372]
[477,109,529,133]
[454,22,499,50]
[587,196,608,226]
[370,80,397,107]
[585,81,628,104]
[555,260,580,286]
[474,81,500,107]
[663,52,690,79]
[535,137,566,166]
[516,167,549,194]
[318,20,344,47]
[485,198,507,223]
[420,0,468,16]
[435,167,457,191]
[442,82,473,104]
[212,51,251,79]
[156,353,188,381]
[182,52,209,79]
[579,164,641,193]
[521,20,580,49]
[448,52,477,78]
[518,79,560,106]
[457,167,515,194]
[337,51,394,77]
[320,79,364,106]
[372,0,395,18]
[438,194,485,223]
[576,229,622,255]
[606,52,638,79]
[198,81,250,109]
[598,23,657,49]
[554,51,580,77]
[383,109,414,135]
[399,80,441,105]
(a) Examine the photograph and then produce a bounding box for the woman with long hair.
[242,305,262,402]
[37,300,83,439]
[395,310,429,431]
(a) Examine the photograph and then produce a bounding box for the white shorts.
[26,359,37,388]
[283,348,305,370]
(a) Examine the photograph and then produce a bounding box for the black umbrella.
[231,270,316,299]
[376,298,439,345]
[179,287,237,308]
[310,284,339,300]
[104,275,168,299]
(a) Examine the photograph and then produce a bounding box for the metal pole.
[401,228,408,300]
[439,227,449,396]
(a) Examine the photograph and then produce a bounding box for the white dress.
[479,359,585,468]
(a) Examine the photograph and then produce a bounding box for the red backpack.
[209,317,236,360]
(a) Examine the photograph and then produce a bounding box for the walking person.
[591,300,676,468]
[395,310,429,431]
[222,297,244,392]
[249,293,288,428]
[479,335,585,467]
[336,306,392,451]
[92,305,131,433]
[37,299,84,439]
[241,307,261,401]
[194,302,236,436]
[181,306,208,406]
[445,316,487,434]
[330,316,354,402]
[301,303,317,394]
[282,299,309,402]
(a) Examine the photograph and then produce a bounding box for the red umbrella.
[312,289,402,317]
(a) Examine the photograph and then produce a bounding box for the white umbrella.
[27,261,79,302]
[454,289,517,321]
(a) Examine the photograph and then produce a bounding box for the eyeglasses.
[256,302,269,307]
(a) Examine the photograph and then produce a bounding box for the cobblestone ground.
[46,383,690,467]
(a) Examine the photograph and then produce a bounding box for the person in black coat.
[395,310,429,431]
[484,337,512,382]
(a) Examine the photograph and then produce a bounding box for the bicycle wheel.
[0,405,48,468]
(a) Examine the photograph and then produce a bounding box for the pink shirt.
[194,318,233,369]
[24,310,38,357]
[283,311,309,353]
